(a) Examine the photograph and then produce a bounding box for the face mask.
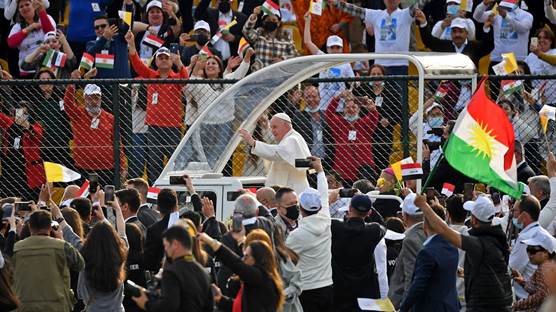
[285,204,300,220]
[263,21,278,32]
[218,1,231,13]
[196,34,209,46]
[428,116,444,128]
[512,217,524,230]
[344,115,360,122]
[446,4,459,15]
[305,106,320,113]
[372,81,385,87]
[86,106,101,115]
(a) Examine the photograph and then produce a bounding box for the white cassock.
[252,129,311,194]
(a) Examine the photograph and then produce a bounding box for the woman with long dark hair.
[199,232,285,312]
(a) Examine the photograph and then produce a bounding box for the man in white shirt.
[509,195,545,300]
[431,0,475,40]
[239,113,311,194]
[473,0,533,64]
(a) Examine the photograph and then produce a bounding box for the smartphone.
[227,191,242,202]
[169,175,186,185]
[339,188,357,198]
[104,185,115,203]
[169,43,179,54]
[89,174,99,193]
[2,204,13,219]
[531,37,538,49]
[15,201,32,212]
[51,220,59,231]
[464,183,474,202]
[425,187,436,201]
[232,213,243,232]
[294,158,312,168]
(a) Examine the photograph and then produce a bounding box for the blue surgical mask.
[428,116,444,128]
[512,217,524,230]
[344,115,360,122]
[305,106,320,113]
[447,4,459,15]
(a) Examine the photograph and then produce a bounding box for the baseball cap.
[84,84,102,96]
[499,0,517,10]
[350,195,373,213]
[463,196,496,223]
[43,31,57,41]
[194,20,211,32]
[522,231,556,253]
[401,193,422,216]
[299,188,321,212]
[146,0,163,11]
[326,35,343,48]
[273,112,292,123]
[450,18,468,30]
[155,47,171,57]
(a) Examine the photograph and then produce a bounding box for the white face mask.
[86,106,101,115]
[344,114,360,122]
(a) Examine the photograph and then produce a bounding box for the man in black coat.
[331,195,386,311]
[194,0,247,60]
[416,9,494,67]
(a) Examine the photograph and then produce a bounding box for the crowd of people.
[0,0,555,198]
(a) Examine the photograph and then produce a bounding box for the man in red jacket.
[65,70,124,186]
[125,31,188,184]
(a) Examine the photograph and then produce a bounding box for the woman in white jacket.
[183,48,254,167]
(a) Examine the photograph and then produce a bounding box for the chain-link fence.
[0,74,552,200]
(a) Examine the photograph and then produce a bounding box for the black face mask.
[284,204,300,220]
[263,20,278,32]
[195,34,209,46]
[218,1,231,13]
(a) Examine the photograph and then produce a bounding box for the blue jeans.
[128,133,146,179]
[200,122,234,168]
[147,126,181,185]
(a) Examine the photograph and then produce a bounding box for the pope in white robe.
[239,113,311,194]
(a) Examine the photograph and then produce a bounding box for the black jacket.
[194,0,247,58]
[331,218,386,311]
[137,204,160,229]
[419,22,494,67]
[143,214,170,272]
[517,161,535,184]
[216,244,280,312]
[146,257,214,312]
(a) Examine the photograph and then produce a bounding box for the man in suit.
[194,0,247,61]
[143,188,179,272]
[388,193,427,308]
[292,86,334,170]
[399,203,459,312]
[415,11,494,67]
[516,141,536,184]
[125,178,160,228]
[117,188,146,235]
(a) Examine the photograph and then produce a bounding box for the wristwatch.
[55,217,65,224]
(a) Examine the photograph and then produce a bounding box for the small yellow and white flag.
[44,162,81,183]
[501,52,518,74]
[118,10,132,26]
[357,298,395,311]
[540,105,556,134]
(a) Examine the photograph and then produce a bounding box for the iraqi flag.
[401,163,423,181]
[441,183,455,197]
[143,33,165,49]
[444,80,523,198]
[78,180,90,198]
[43,49,67,68]
[147,187,161,204]
[261,0,280,16]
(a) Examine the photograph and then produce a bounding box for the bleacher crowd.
[1,0,556,311]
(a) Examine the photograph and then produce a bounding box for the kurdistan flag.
[444,80,523,198]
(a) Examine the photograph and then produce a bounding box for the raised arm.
[546,0,556,24]
[414,194,462,248]
[329,0,366,20]
[303,12,321,55]
[243,6,261,43]
[125,31,157,78]
[473,0,492,23]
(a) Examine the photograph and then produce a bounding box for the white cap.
[447,0,461,4]
[522,231,556,253]
[400,193,423,216]
[385,229,406,240]
[299,188,321,212]
[155,46,171,57]
[146,0,163,11]
[463,196,496,223]
[84,84,102,96]
[450,18,468,30]
[499,0,517,9]
[326,35,343,48]
[273,112,292,123]
[43,31,57,41]
[426,102,444,115]
[194,20,211,32]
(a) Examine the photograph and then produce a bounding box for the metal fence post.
[112,82,121,188]
[402,77,410,157]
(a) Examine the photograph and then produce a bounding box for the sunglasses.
[526,246,545,254]
[94,24,108,30]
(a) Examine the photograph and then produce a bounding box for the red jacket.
[0,114,45,189]
[130,53,188,128]
[64,85,124,170]
[325,98,378,181]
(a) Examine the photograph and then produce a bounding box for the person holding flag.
[22,29,76,78]
[194,0,247,61]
